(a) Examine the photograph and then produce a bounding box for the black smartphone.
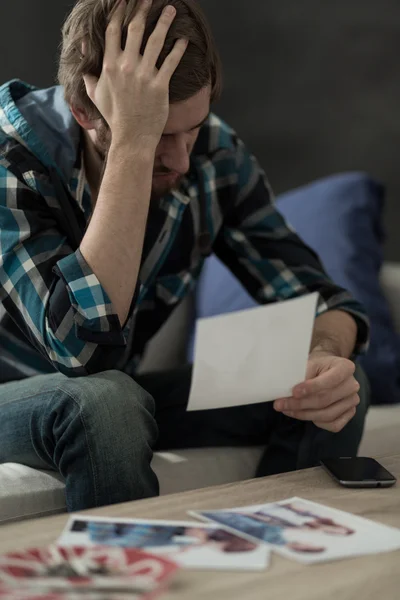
[320,457,397,488]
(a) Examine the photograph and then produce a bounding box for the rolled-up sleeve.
[53,249,125,345]
[213,137,370,356]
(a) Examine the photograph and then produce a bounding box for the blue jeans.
[0,365,370,512]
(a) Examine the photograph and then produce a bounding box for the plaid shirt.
[0,80,369,381]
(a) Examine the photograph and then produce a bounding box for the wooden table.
[1,454,399,599]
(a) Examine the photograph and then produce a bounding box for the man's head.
[58,0,222,198]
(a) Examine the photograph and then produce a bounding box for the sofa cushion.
[380,263,400,336]
[0,463,66,524]
[193,173,400,405]
[0,448,264,525]
[359,405,400,458]
[1,404,399,524]
[153,447,264,495]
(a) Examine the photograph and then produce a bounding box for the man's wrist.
[310,343,341,359]
[310,345,344,358]
[311,311,358,359]
[110,135,158,160]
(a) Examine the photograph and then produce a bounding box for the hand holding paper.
[274,353,361,432]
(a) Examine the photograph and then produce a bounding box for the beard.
[94,120,184,203]
[151,169,184,200]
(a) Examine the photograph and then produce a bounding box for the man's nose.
[162,135,191,175]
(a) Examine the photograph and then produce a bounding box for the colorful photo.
[0,544,177,599]
[59,517,270,571]
[190,497,400,564]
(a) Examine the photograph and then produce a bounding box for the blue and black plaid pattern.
[0,83,370,380]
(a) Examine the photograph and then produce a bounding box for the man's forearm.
[311,310,358,359]
[80,141,155,326]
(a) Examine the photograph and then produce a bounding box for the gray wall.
[1,0,399,259]
[203,0,400,261]
[0,2,70,86]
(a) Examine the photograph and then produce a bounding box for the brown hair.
[58,0,222,120]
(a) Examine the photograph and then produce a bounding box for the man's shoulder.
[0,134,49,185]
[194,113,239,157]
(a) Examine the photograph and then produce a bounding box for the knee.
[54,370,157,442]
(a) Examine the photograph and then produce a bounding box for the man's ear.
[70,105,97,131]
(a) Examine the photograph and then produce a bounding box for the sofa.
[1,258,400,525]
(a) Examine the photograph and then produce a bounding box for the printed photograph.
[59,516,270,571]
[0,544,177,599]
[190,496,400,564]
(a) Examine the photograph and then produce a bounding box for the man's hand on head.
[83,0,189,150]
[273,352,361,433]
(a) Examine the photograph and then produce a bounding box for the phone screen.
[321,457,396,483]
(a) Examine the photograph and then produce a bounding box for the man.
[0,0,369,512]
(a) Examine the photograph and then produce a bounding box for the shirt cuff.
[53,249,126,346]
[316,296,370,357]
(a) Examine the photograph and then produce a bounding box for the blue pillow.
[192,172,400,405]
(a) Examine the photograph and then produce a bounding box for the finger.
[282,393,360,423]
[124,0,152,57]
[276,377,360,412]
[313,406,357,433]
[293,359,355,398]
[158,38,189,82]
[104,0,126,63]
[141,5,177,70]
[81,39,87,59]
[273,397,291,411]
[82,73,99,101]
[81,40,99,99]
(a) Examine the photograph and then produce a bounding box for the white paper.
[187,293,318,411]
[190,497,400,565]
[58,516,270,572]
